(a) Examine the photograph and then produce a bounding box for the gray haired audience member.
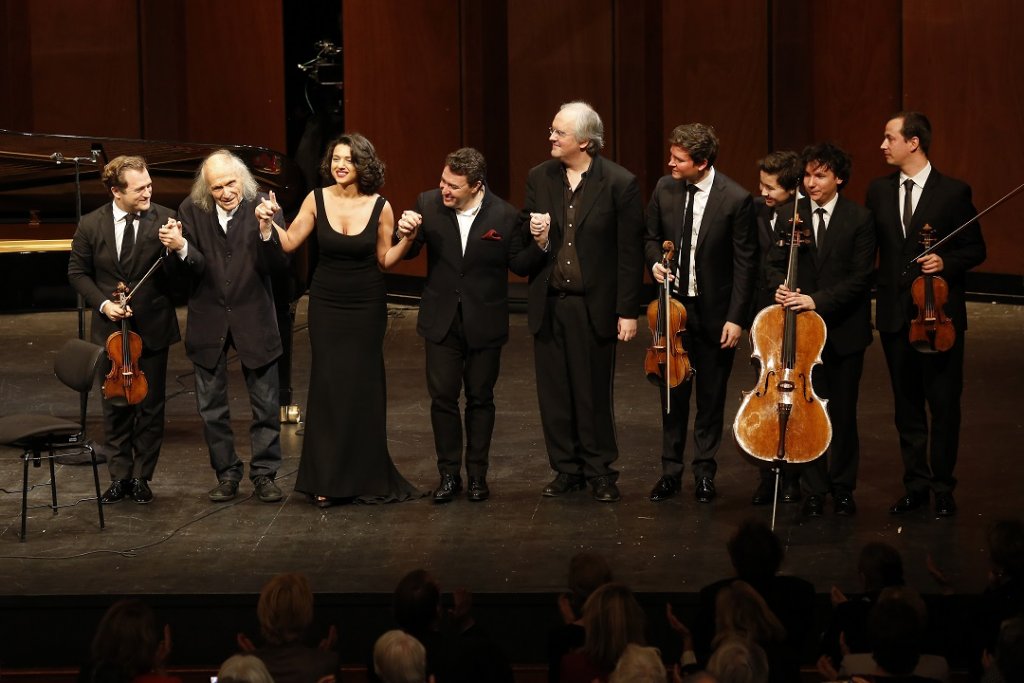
[217,653,275,683]
[608,643,668,683]
[706,637,769,683]
[373,629,433,683]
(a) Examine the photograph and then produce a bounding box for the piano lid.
[0,129,307,224]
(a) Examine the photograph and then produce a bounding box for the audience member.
[705,638,768,683]
[711,581,789,683]
[608,643,667,683]
[388,568,512,683]
[216,654,275,683]
[78,599,180,683]
[374,629,432,683]
[236,573,339,683]
[980,616,1024,683]
[548,552,614,682]
[560,582,647,683]
[970,520,1024,678]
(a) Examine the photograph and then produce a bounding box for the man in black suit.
[750,150,803,506]
[68,156,179,504]
[866,112,986,517]
[519,101,644,503]
[398,148,530,503]
[158,149,288,503]
[645,123,756,504]
[769,143,876,517]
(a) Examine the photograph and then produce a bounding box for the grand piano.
[0,128,310,418]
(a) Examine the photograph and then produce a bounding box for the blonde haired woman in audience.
[560,582,647,683]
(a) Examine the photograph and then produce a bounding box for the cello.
[733,203,831,525]
[101,281,148,406]
[908,224,954,353]
[644,241,693,412]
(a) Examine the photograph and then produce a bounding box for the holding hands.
[529,211,550,248]
[256,191,281,240]
[157,217,185,252]
[396,210,421,240]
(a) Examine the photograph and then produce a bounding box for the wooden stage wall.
[1,0,1021,277]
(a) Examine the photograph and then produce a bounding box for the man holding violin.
[68,155,180,504]
[867,112,986,517]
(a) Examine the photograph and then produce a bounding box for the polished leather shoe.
[781,477,803,503]
[934,491,957,517]
[591,476,621,503]
[253,475,283,503]
[542,472,586,497]
[467,476,489,502]
[650,476,681,502]
[130,478,153,504]
[834,492,857,516]
[695,477,716,503]
[802,494,824,517]
[208,480,239,502]
[890,490,929,514]
[100,479,130,504]
[751,478,774,505]
[433,474,462,503]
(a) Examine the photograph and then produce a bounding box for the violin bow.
[122,252,168,304]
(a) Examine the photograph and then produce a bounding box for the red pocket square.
[481,229,502,241]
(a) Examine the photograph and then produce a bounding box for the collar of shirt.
[112,203,134,226]
[900,161,932,192]
[691,166,715,194]
[216,204,239,233]
[812,192,840,220]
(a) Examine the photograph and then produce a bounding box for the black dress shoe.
[208,480,239,502]
[542,472,586,497]
[591,476,621,503]
[253,475,283,503]
[433,474,462,504]
[890,490,929,514]
[695,477,716,503]
[649,475,681,502]
[100,479,130,504]
[130,478,153,504]
[934,491,957,517]
[802,494,824,517]
[751,478,774,506]
[467,476,489,502]
[781,477,803,503]
[834,492,857,516]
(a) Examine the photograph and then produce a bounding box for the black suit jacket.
[519,155,644,339]
[68,202,181,349]
[173,195,289,369]
[766,195,876,356]
[644,170,757,338]
[865,168,985,334]
[405,188,530,349]
[752,197,796,314]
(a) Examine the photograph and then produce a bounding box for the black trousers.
[657,300,737,481]
[534,294,619,481]
[799,343,866,496]
[101,345,169,481]
[880,329,965,494]
[426,306,502,478]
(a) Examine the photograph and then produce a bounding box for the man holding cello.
[68,155,180,504]
[867,112,986,517]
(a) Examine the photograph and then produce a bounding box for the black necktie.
[678,184,699,294]
[120,213,137,270]
[815,207,827,249]
[902,178,915,237]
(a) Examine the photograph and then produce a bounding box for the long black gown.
[295,189,420,502]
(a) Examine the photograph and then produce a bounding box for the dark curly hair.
[801,142,852,187]
[320,132,386,195]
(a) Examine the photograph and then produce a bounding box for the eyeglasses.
[548,127,570,139]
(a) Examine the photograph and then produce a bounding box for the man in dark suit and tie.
[769,143,876,517]
[866,112,986,517]
[645,123,757,504]
[68,156,180,504]
[397,148,531,503]
[519,101,644,503]
[158,149,289,503]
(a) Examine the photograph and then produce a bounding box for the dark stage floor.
[1,299,1022,601]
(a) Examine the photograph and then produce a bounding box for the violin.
[733,204,831,521]
[101,282,149,406]
[908,224,954,353]
[644,241,693,412]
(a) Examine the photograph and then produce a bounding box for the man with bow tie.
[68,155,180,504]
[397,148,531,503]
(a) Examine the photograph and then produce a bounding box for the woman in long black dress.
[257,133,421,506]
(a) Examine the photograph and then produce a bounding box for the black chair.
[0,338,106,540]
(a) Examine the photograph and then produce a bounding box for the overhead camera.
[298,40,344,86]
